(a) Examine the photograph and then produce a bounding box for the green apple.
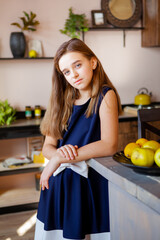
[29,49,37,58]
[143,140,159,152]
[154,148,160,167]
[131,147,155,167]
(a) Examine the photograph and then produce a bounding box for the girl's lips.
[74,79,82,85]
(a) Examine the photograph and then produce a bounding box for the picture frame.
[91,10,107,27]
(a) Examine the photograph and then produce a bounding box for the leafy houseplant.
[10,11,40,58]
[60,8,89,39]
[11,11,40,31]
[0,100,16,126]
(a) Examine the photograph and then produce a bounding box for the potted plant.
[10,11,40,58]
[0,100,16,126]
[60,8,89,39]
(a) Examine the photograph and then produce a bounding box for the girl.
[35,38,121,240]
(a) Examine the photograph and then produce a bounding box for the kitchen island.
[88,156,160,240]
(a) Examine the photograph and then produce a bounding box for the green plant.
[0,100,16,126]
[60,8,89,39]
[11,11,40,31]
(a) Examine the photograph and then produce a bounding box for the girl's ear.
[91,57,98,70]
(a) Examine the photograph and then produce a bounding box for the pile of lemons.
[124,138,160,167]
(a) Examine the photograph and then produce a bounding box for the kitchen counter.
[88,157,160,240]
[0,118,42,139]
[119,111,137,121]
[0,112,137,140]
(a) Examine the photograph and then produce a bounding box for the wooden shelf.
[0,162,44,176]
[0,118,42,140]
[0,57,53,60]
[0,187,40,208]
[82,26,144,46]
[89,26,144,31]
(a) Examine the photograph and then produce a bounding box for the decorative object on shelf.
[101,0,142,28]
[29,49,37,58]
[35,172,41,191]
[91,10,107,27]
[34,105,41,119]
[3,156,31,168]
[0,100,16,126]
[28,40,42,58]
[25,106,32,119]
[27,136,44,159]
[60,8,89,39]
[33,152,45,164]
[10,32,26,58]
[11,11,40,31]
[10,11,40,58]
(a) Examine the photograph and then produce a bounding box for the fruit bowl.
[113,151,160,175]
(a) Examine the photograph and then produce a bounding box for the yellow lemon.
[136,138,148,147]
[154,148,160,167]
[29,49,37,58]
[131,147,155,167]
[124,142,139,159]
[142,140,160,152]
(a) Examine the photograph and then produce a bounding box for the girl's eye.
[75,63,81,68]
[64,70,70,76]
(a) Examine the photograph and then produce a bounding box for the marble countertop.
[87,156,160,214]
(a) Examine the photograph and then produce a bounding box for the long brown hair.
[40,38,121,139]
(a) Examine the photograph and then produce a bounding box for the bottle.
[25,106,32,119]
[34,105,41,119]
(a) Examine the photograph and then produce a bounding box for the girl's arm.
[40,90,118,190]
[66,89,119,161]
[42,136,78,160]
[43,89,118,161]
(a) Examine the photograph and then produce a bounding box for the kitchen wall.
[1,0,160,110]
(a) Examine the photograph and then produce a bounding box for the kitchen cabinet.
[118,120,138,151]
[142,0,160,47]
[88,156,160,240]
[0,119,43,214]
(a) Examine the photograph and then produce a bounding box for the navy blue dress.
[35,87,111,240]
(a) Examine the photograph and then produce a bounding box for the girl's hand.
[40,154,60,191]
[40,145,78,190]
[57,144,78,160]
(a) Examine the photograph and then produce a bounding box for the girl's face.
[59,51,97,94]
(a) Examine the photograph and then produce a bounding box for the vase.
[10,32,26,58]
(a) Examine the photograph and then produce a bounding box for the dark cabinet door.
[142,0,160,47]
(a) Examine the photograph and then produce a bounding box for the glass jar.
[34,105,41,119]
[25,106,32,119]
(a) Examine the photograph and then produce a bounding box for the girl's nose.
[71,69,78,78]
